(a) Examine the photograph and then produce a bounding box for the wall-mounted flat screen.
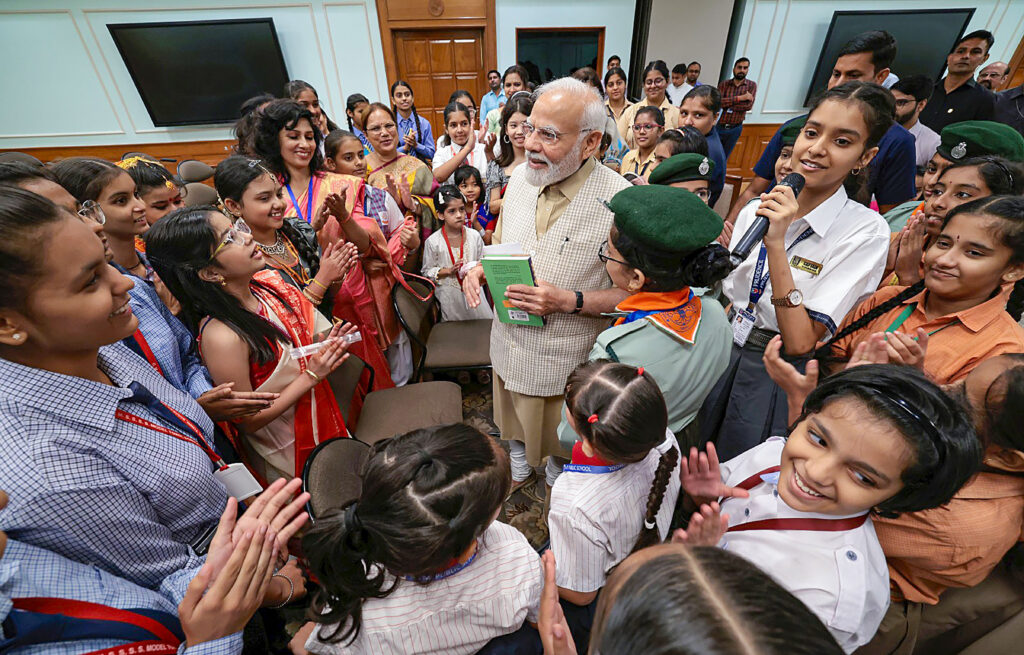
[804,9,975,105]
[108,18,289,126]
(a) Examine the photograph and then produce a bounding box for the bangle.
[310,278,330,292]
[302,289,323,304]
[305,369,321,383]
[270,572,294,609]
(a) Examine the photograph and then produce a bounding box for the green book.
[481,245,544,327]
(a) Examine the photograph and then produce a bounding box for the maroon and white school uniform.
[717,437,889,653]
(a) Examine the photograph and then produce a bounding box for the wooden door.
[393,29,486,139]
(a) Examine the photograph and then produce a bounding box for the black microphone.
[728,173,806,269]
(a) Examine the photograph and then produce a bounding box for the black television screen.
[804,9,975,105]
[108,18,289,127]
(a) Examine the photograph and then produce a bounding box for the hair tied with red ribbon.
[588,414,599,424]
[637,367,645,376]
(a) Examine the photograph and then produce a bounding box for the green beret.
[648,153,714,185]
[607,185,723,254]
[937,121,1024,162]
[779,117,807,146]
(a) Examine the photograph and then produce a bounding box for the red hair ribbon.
[588,414,599,424]
[637,367,645,376]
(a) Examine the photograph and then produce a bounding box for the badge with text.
[732,308,757,347]
[789,255,823,276]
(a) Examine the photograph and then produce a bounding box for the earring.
[502,134,510,144]
[12,333,23,341]
[219,278,227,287]
[851,167,862,176]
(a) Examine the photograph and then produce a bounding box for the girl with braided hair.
[298,424,543,654]
[820,195,1024,384]
[390,80,435,162]
[548,360,680,650]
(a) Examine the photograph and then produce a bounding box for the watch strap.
[571,291,584,314]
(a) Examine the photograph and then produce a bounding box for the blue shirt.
[480,90,506,127]
[707,126,727,207]
[0,539,240,654]
[0,343,227,589]
[396,112,435,159]
[118,266,213,400]
[352,126,372,152]
[752,117,916,206]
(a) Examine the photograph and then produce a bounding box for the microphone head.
[780,172,805,197]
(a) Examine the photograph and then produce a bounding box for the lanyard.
[285,177,314,224]
[124,329,164,377]
[442,226,465,266]
[404,541,479,582]
[117,386,225,469]
[884,302,959,337]
[747,227,815,309]
[726,465,868,533]
[562,462,627,474]
[10,597,181,655]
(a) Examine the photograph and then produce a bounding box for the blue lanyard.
[562,462,627,474]
[404,541,479,582]
[747,227,815,309]
[285,177,314,224]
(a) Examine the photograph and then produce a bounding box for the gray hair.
[533,77,607,134]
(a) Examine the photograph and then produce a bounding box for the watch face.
[788,289,803,305]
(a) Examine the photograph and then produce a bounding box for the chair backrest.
[392,277,437,378]
[713,182,734,219]
[326,352,373,424]
[121,151,167,162]
[178,159,215,184]
[302,437,370,521]
[183,182,218,207]
[0,152,43,167]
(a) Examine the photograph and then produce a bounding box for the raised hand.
[671,502,728,547]
[847,332,888,368]
[229,478,310,562]
[894,212,927,285]
[317,241,359,285]
[885,328,928,370]
[762,335,818,403]
[679,442,748,508]
[538,551,578,655]
[179,524,277,646]
[759,184,800,247]
[323,189,350,225]
[197,382,278,422]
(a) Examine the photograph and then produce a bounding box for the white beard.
[523,138,585,188]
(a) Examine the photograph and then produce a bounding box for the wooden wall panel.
[383,0,488,21]
[0,139,236,172]
[724,123,781,181]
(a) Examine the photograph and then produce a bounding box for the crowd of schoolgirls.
[2,24,1024,655]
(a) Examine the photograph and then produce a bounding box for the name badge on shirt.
[214,462,263,501]
[790,255,823,276]
[732,308,756,347]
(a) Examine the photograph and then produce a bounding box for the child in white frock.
[422,184,493,321]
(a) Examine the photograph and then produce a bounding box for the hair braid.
[813,280,925,362]
[1007,278,1024,322]
[631,446,679,553]
[410,104,423,148]
[278,218,322,279]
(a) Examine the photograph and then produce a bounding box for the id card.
[732,308,757,347]
[214,462,263,501]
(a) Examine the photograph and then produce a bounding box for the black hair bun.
[680,243,732,287]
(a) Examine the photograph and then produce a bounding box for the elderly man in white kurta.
[464,77,630,491]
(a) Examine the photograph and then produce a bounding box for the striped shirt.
[306,521,542,655]
[0,539,239,654]
[0,343,227,589]
[548,430,680,593]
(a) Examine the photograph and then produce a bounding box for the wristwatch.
[770,288,804,308]
[570,291,584,314]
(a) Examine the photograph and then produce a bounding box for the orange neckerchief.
[613,288,702,344]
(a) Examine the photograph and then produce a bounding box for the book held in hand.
[481,243,544,327]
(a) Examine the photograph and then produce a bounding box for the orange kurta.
[828,286,1024,384]
[874,446,1024,604]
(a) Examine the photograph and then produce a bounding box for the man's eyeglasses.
[597,240,630,267]
[77,200,105,225]
[522,121,591,146]
[211,217,252,259]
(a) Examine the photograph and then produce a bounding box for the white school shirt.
[907,120,941,168]
[549,430,681,593]
[717,438,889,654]
[721,185,889,336]
[305,521,542,655]
[432,142,489,184]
